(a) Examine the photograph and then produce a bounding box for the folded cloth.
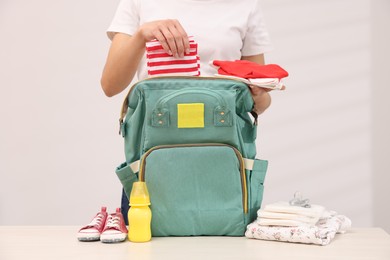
[146,37,200,77]
[213,74,285,90]
[212,60,289,79]
[261,201,325,219]
[249,78,285,89]
[245,214,352,246]
[258,210,319,226]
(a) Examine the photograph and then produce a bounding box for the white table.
[0,226,389,260]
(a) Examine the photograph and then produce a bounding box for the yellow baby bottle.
[128,181,152,242]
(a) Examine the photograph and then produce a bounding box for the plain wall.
[259,0,372,228]
[0,0,387,231]
[372,0,390,233]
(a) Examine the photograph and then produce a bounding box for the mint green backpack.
[115,77,268,236]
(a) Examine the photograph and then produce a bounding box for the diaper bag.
[115,76,268,236]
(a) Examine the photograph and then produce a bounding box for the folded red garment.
[213,60,289,79]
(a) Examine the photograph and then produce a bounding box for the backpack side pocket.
[248,159,268,223]
[115,162,139,199]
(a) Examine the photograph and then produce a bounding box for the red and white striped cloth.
[146,37,200,77]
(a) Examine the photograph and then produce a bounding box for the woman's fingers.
[140,19,189,57]
[172,20,190,55]
[159,26,181,57]
[153,29,173,55]
[158,20,188,57]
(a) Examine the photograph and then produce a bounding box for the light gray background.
[0,0,389,232]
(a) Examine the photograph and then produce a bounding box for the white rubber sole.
[77,232,100,242]
[100,233,127,243]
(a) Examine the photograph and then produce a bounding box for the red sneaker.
[100,208,128,243]
[77,206,108,241]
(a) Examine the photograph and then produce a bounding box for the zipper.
[138,143,248,214]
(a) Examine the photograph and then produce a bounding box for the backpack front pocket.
[139,143,247,236]
[143,88,239,151]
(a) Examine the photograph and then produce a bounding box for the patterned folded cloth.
[146,37,200,77]
[245,213,352,246]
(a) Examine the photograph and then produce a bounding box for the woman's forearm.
[101,32,146,97]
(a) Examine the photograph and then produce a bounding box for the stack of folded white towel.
[257,201,325,227]
[245,196,352,246]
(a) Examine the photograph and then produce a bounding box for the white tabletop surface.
[0,226,389,260]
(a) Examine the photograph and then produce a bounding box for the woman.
[101,0,274,115]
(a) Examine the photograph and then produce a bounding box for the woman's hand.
[241,54,287,115]
[249,85,286,115]
[101,19,190,97]
[249,86,272,115]
[241,54,270,115]
[137,19,190,58]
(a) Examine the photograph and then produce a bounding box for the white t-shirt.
[107,0,273,80]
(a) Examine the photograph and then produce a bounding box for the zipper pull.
[119,118,123,135]
[250,111,258,125]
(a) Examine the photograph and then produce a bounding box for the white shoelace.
[87,213,105,228]
[105,215,120,229]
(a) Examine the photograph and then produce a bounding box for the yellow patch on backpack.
[177,103,204,128]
